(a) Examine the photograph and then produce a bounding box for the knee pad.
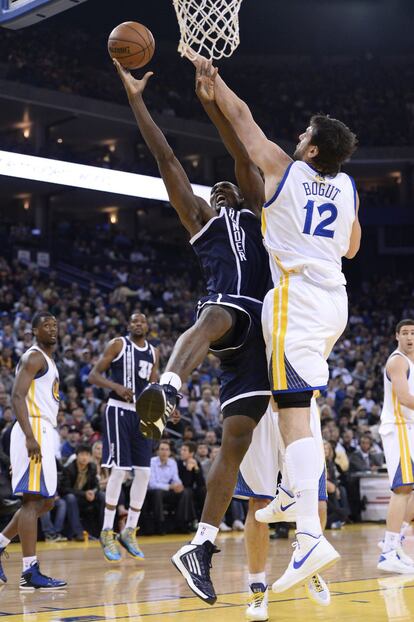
[275,390,312,409]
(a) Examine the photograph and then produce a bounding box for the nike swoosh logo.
[280,502,296,512]
[293,541,320,569]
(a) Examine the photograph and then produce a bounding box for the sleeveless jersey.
[190,207,272,302]
[16,345,60,427]
[381,349,414,427]
[108,337,156,402]
[261,160,356,288]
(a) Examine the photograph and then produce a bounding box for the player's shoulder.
[18,347,46,372]
[106,337,125,354]
[387,351,410,373]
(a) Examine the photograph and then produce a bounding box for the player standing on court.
[209,62,361,591]
[378,319,414,573]
[88,313,159,562]
[113,59,273,604]
[0,312,66,590]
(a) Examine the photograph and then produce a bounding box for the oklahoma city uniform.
[235,398,327,500]
[380,349,414,489]
[261,160,356,394]
[11,346,60,498]
[191,206,272,419]
[102,337,155,469]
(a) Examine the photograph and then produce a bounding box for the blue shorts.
[196,294,271,418]
[102,399,153,469]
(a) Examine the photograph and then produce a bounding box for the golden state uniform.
[261,160,356,393]
[380,349,414,490]
[235,398,326,500]
[11,346,60,498]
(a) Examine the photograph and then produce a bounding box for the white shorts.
[381,422,414,490]
[235,400,327,500]
[11,417,57,498]
[262,274,348,393]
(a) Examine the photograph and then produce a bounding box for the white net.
[172,0,243,61]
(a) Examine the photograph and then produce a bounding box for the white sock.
[0,533,11,548]
[383,531,400,553]
[191,522,219,546]
[285,437,321,536]
[126,509,141,530]
[248,572,266,588]
[103,508,117,530]
[160,372,182,392]
[401,521,410,538]
[22,556,37,572]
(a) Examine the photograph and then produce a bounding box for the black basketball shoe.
[136,383,179,440]
[171,541,220,605]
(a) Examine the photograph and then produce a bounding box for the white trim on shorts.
[221,390,272,411]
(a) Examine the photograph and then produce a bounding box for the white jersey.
[381,349,414,428]
[262,160,356,288]
[17,345,60,427]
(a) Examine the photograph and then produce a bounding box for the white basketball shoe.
[306,573,331,606]
[272,531,340,593]
[245,583,268,621]
[255,486,297,524]
[377,549,414,574]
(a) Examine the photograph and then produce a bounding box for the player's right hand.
[113,58,153,98]
[26,436,42,463]
[195,58,218,104]
[115,385,134,402]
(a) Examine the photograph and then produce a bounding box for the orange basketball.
[108,21,155,70]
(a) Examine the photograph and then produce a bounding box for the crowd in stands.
[1,235,414,538]
[1,25,414,148]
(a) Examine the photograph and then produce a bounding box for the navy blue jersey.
[190,207,272,302]
[109,337,156,402]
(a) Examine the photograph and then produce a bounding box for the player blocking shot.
[0,312,66,590]
[88,313,159,562]
[208,61,361,591]
[378,319,414,573]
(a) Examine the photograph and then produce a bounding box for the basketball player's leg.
[137,304,237,438]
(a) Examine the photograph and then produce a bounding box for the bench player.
[378,319,414,573]
[88,313,159,562]
[113,59,272,604]
[0,312,66,590]
[212,61,361,591]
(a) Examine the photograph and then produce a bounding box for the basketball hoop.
[172,0,243,61]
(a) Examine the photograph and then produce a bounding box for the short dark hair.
[310,114,358,177]
[159,440,171,449]
[32,311,54,329]
[182,441,197,455]
[396,319,414,333]
[76,443,92,455]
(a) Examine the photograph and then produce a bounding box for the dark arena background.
[1,1,414,621]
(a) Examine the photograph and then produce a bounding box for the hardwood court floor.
[1,524,414,621]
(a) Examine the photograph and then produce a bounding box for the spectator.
[61,425,81,462]
[177,441,206,530]
[324,441,350,529]
[196,442,212,479]
[60,444,104,540]
[81,386,102,420]
[349,435,384,473]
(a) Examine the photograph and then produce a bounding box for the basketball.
[108,21,155,70]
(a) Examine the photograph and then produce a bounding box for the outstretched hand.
[195,57,218,104]
[113,58,153,98]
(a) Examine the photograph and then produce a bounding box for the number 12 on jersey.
[302,200,338,239]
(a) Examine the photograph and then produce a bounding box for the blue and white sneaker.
[171,541,220,605]
[377,549,414,574]
[272,531,340,593]
[0,547,7,585]
[137,383,179,440]
[20,562,67,590]
[119,528,144,560]
[255,486,296,523]
[100,529,122,562]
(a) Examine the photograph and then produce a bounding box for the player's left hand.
[195,58,218,104]
[113,58,154,98]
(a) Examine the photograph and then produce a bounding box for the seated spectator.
[349,435,384,473]
[81,386,101,420]
[324,441,350,529]
[60,444,105,539]
[185,398,208,438]
[145,440,190,535]
[177,441,206,528]
[39,495,67,542]
[341,429,357,455]
[164,408,186,440]
[196,442,211,479]
[61,425,80,462]
[91,440,108,492]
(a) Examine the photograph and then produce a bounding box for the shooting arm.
[213,72,292,200]
[387,356,414,410]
